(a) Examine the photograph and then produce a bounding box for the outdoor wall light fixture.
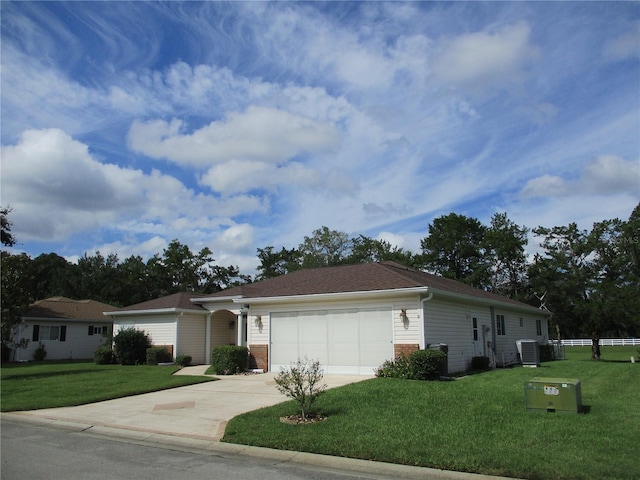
[229,320,236,330]
[254,315,262,327]
[400,308,409,327]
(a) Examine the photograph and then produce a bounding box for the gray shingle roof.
[202,261,538,311]
[109,292,208,313]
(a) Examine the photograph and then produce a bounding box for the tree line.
[1,204,639,346]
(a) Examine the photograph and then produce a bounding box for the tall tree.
[255,246,302,280]
[348,235,418,267]
[31,253,78,301]
[484,213,529,298]
[298,226,351,269]
[420,213,489,288]
[529,210,640,359]
[1,206,16,247]
[1,252,34,354]
[75,251,121,305]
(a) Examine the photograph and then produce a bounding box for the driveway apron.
[9,369,371,441]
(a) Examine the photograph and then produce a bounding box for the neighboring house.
[104,292,217,365]
[106,262,549,374]
[17,297,115,361]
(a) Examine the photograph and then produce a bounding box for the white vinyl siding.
[19,321,111,361]
[177,315,206,364]
[114,316,177,350]
[423,299,492,373]
[493,310,549,367]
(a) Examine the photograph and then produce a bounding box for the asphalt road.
[0,418,394,480]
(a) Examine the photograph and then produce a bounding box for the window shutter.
[60,326,67,342]
[32,325,40,341]
[88,325,93,336]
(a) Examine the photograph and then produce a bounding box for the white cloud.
[433,22,538,90]
[521,155,640,199]
[127,105,341,168]
[603,22,640,61]
[1,128,267,242]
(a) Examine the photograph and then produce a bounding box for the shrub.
[146,347,173,365]
[113,328,151,365]
[33,343,47,361]
[210,345,248,374]
[410,349,447,381]
[94,345,116,365]
[539,344,555,362]
[175,355,192,367]
[274,356,327,419]
[471,356,491,371]
[375,354,412,378]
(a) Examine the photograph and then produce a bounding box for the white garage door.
[270,307,393,375]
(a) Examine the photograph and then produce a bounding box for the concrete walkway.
[2,367,516,480]
[6,367,368,441]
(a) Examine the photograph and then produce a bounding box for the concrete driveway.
[6,367,371,441]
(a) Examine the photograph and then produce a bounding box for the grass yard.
[224,350,639,480]
[0,361,214,412]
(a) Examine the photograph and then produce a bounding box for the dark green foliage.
[94,345,116,365]
[33,343,47,361]
[409,349,447,380]
[539,344,555,362]
[374,354,412,378]
[146,347,173,365]
[113,328,151,365]
[471,356,491,370]
[210,345,248,374]
[175,355,192,367]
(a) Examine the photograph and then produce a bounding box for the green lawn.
[224,350,639,480]
[0,361,214,412]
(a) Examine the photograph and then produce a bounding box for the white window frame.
[496,315,506,336]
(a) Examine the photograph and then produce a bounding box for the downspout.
[175,312,183,360]
[490,306,497,366]
[420,291,434,349]
[205,312,212,364]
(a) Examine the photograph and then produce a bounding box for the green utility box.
[524,377,582,413]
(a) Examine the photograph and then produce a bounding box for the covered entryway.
[270,307,393,374]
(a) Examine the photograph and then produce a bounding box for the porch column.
[205,313,212,364]
[236,311,245,347]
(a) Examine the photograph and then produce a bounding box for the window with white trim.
[472,317,478,341]
[496,315,506,336]
[32,325,66,342]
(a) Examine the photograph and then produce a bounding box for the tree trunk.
[591,334,601,360]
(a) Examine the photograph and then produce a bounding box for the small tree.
[274,356,327,419]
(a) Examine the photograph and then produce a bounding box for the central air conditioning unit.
[516,340,540,367]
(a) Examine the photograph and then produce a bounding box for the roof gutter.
[204,286,431,305]
[103,308,206,317]
[427,288,550,316]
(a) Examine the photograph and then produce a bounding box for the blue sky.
[2,1,639,274]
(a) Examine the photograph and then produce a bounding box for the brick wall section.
[394,343,420,358]
[249,344,269,371]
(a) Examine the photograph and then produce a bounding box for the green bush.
[94,345,116,365]
[146,347,173,365]
[113,328,151,365]
[175,355,192,367]
[410,349,447,381]
[210,345,248,374]
[33,343,47,361]
[375,354,412,378]
[539,344,555,362]
[471,356,491,371]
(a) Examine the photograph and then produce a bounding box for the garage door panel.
[271,307,393,375]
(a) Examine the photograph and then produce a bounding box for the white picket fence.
[551,338,640,347]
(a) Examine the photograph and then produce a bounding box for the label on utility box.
[544,385,560,396]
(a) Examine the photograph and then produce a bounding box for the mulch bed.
[279,414,327,425]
